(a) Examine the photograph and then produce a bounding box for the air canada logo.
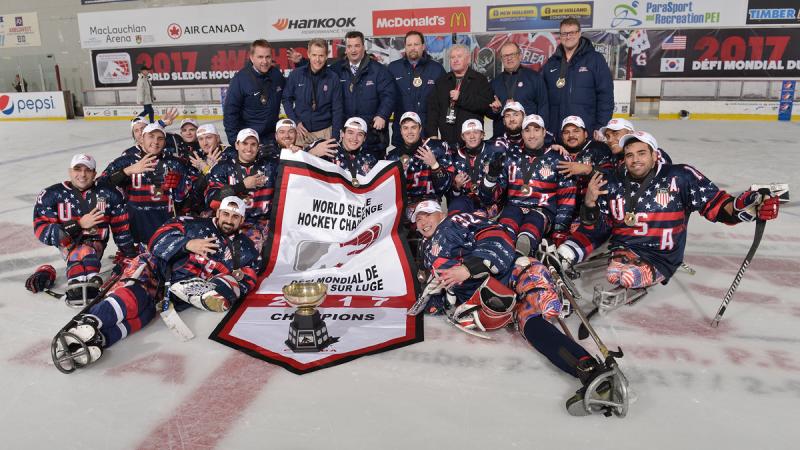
[167,23,182,39]
[0,95,14,115]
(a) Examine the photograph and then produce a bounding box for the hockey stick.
[710,218,767,328]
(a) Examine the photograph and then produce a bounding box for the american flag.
[661,35,687,50]
[655,188,670,208]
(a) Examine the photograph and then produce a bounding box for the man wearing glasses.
[541,18,613,142]
[489,42,549,139]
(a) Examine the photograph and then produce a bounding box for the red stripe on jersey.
[475,228,514,245]
[612,223,686,237]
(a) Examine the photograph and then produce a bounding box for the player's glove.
[161,171,181,191]
[734,190,780,222]
[487,152,506,179]
[25,264,56,293]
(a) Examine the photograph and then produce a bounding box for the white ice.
[0,119,798,450]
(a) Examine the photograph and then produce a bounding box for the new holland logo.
[272,17,356,31]
[0,95,14,115]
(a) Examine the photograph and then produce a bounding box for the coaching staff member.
[224,39,286,145]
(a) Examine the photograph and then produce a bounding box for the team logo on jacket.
[96,196,107,213]
[430,241,441,256]
[539,166,552,178]
[655,188,671,208]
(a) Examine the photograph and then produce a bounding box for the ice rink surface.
[0,119,798,450]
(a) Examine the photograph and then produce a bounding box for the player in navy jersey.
[488,101,526,157]
[122,117,148,158]
[447,119,500,217]
[387,111,454,219]
[205,128,278,255]
[481,114,577,256]
[307,117,379,181]
[557,131,780,312]
[413,200,620,415]
[52,197,261,370]
[97,123,192,247]
[28,154,136,304]
[600,118,671,166]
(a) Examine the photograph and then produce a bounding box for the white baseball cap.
[180,118,199,129]
[399,111,422,125]
[275,118,297,131]
[522,114,545,130]
[344,117,368,134]
[501,101,525,115]
[236,128,260,143]
[411,200,443,223]
[599,118,635,135]
[130,116,147,129]
[461,118,484,134]
[143,123,166,135]
[70,154,96,170]
[561,115,586,130]
[196,124,219,137]
[218,196,246,217]
[619,131,659,152]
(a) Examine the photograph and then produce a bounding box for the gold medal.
[556,77,566,89]
[412,76,422,87]
[521,185,532,196]
[352,177,360,187]
[232,269,244,281]
[400,154,411,166]
[470,183,478,193]
[624,212,637,226]
[153,187,163,197]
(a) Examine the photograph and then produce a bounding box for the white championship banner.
[212,150,421,374]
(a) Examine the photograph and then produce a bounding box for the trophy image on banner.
[283,282,337,352]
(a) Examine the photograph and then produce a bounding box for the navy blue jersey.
[205,157,278,224]
[422,213,516,280]
[149,217,260,300]
[387,138,453,202]
[314,142,378,177]
[481,146,576,228]
[567,163,734,281]
[447,142,498,206]
[33,181,134,253]
[97,151,192,244]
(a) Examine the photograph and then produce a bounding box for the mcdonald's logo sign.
[372,7,470,36]
[450,11,468,30]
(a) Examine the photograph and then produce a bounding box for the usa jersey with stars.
[422,213,516,282]
[97,151,192,243]
[387,138,454,201]
[573,163,733,281]
[447,142,499,205]
[205,157,278,223]
[149,217,259,299]
[568,139,615,203]
[33,182,134,253]
[317,143,378,177]
[480,146,576,228]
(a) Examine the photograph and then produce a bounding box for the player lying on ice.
[51,196,260,373]
[411,199,627,416]
[556,131,780,314]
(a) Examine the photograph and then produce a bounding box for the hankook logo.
[271,17,356,31]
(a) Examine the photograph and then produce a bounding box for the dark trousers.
[138,104,155,123]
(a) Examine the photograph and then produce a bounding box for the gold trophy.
[283,282,334,352]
